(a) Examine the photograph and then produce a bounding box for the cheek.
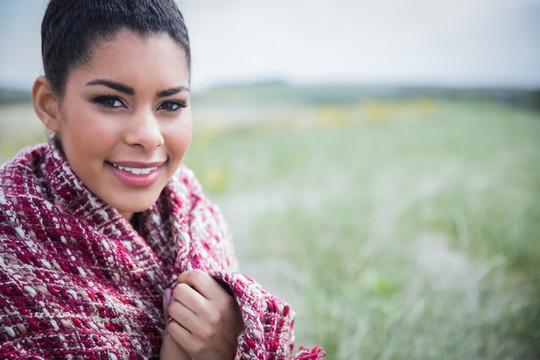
[58,110,117,161]
[64,124,109,158]
[167,118,192,159]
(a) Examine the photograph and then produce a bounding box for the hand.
[160,332,192,360]
[167,269,244,360]
[161,289,192,360]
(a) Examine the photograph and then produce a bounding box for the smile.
[110,163,159,176]
[107,161,164,187]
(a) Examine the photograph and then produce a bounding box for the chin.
[113,196,158,216]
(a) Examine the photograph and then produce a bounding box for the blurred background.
[1,0,539,358]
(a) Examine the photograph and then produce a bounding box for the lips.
[107,160,165,187]
[110,163,159,176]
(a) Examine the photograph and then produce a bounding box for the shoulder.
[0,143,48,195]
[0,144,53,230]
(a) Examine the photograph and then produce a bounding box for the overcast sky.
[1,0,539,91]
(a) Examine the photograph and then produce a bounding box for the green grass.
[2,92,539,359]
[0,103,48,163]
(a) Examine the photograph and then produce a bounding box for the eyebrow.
[156,86,190,97]
[85,79,134,95]
[85,79,190,97]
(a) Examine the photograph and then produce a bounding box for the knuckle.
[222,294,236,308]
[188,339,205,356]
[190,269,207,282]
[167,301,181,319]
[207,308,221,326]
[191,268,205,276]
[167,321,184,341]
[178,269,206,285]
[173,283,190,299]
[199,323,215,341]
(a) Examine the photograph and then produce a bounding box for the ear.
[32,76,61,132]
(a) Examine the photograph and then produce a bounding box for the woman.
[0,0,324,359]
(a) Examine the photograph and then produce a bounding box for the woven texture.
[0,139,325,359]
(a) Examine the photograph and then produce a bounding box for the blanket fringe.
[294,345,326,359]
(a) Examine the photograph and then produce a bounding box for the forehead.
[68,29,190,89]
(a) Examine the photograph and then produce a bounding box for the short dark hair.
[41,0,191,96]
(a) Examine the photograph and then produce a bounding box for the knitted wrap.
[0,139,325,359]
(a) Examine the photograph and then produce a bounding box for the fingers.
[165,270,243,359]
[161,289,192,360]
[168,276,217,339]
[176,269,228,300]
[167,294,222,358]
[172,282,206,315]
[161,322,192,360]
[167,314,193,341]
[169,279,224,334]
[169,286,199,332]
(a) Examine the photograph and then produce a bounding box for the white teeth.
[111,163,158,176]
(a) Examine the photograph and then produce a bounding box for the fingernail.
[164,288,171,305]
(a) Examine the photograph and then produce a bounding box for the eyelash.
[92,96,124,109]
[158,100,187,111]
[92,96,187,112]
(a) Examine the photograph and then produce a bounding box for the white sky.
[1,0,539,91]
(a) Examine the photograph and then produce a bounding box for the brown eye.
[93,96,124,108]
[158,100,186,112]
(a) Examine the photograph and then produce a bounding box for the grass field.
[1,86,539,359]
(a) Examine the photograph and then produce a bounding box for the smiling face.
[41,30,192,221]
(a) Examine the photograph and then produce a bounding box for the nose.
[124,108,164,151]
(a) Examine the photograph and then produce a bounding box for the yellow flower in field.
[201,166,229,193]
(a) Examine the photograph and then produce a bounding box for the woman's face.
[56,30,192,221]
